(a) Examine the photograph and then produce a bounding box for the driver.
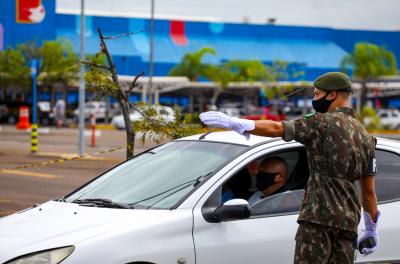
[248,156,288,205]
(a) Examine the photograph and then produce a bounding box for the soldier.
[200,72,379,263]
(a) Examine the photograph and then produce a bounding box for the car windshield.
[66,141,246,209]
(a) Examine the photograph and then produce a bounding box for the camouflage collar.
[333,107,355,117]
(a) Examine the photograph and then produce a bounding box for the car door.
[390,110,400,129]
[355,143,400,263]
[192,143,303,264]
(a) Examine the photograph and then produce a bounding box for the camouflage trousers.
[294,221,357,264]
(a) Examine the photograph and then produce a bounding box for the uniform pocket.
[295,222,325,243]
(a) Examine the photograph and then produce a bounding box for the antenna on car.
[198,87,306,140]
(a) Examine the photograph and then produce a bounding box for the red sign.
[170,20,188,46]
[16,0,46,24]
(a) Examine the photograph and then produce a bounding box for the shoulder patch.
[304,112,316,119]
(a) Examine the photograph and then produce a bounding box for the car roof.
[376,137,400,149]
[178,131,400,149]
[177,131,281,146]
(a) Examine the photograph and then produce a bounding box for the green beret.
[314,72,352,92]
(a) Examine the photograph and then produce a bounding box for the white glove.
[358,211,380,256]
[199,111,255,137]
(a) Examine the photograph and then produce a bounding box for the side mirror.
[203,199,251,223]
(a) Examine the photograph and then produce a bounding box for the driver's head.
[256,157,287,197]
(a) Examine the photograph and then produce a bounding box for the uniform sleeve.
[363,139,377,176]
[282,115,322,145]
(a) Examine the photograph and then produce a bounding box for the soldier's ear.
[327,91,337,101]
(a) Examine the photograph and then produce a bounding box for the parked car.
[376,109,400,130]
[0,103,10,123]
[0,131,399,263]
[218,103,243,118]
[73,101,107,122]
[111,105,175,129]
[0,101,52,126]
[242,106,285,121]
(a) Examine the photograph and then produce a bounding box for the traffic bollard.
[31,123,38,153]
[91,114,96,147]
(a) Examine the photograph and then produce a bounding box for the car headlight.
[6,246,74,264]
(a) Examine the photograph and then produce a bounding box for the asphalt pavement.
[1,124,399,217]
[0,125,160,217]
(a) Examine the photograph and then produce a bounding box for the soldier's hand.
[199,111,255,138]
[357,211,380,256]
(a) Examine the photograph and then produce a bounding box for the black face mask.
[256,172,279,191]
[312,92,334,113]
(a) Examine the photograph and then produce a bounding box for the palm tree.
[203,60,274,107]
[169,47,216,81]
[341,42,397,112]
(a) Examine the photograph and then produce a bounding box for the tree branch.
[97,28,119,84]
[128,71,145,94]
[103,27,154,40]
[81,60,111,71]
[128,101,170,127]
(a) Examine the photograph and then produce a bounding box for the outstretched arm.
[199,111,285,138]
[250,120,285,137]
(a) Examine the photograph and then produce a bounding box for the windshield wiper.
[53,196,66,202]
[72,198,135,209]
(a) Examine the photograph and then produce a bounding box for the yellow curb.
[35,152,104,161]
[0,170,58,179]
[96,124,116,130]
[370,130,400,135]
[34,152,124,161]
[68,124,116,130]
[0,199,11,203]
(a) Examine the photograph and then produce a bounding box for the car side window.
[219,148,309,217]
[374,149,400,202]
[250,189,305,216]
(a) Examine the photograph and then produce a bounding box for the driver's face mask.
[256,172,279,191]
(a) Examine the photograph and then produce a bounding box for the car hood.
[0,201,168,261]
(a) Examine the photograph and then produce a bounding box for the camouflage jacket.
[282,107,375,232]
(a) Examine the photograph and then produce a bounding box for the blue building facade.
[1,0,399,82]
[1,1,400,109]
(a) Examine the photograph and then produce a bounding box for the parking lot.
[1,124,400,217]
[0,125,159,217]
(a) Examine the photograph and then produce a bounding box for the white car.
[0,132,399,263]
[364,108,400,130]
[111,105,175,129]
[377,109,400,130]
[73,101,107,121]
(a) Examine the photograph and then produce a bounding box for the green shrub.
[360,107,381,131]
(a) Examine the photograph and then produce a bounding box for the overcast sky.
[57,0,400,31]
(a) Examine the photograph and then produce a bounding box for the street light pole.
[78,0,85,155]
[148,0,155,104]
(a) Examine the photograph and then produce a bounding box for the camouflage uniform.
[282,107,376,263]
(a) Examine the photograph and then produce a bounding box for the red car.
[242,106,285,121]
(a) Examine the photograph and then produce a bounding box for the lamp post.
[78,0,85,155]
[148,0,155,104]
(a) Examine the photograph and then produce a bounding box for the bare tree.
[83,28,146,159]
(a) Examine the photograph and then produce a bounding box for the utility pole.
[148,0,155,104]
[78,0,85,155]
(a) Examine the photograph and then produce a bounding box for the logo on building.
[16,0,46,24]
